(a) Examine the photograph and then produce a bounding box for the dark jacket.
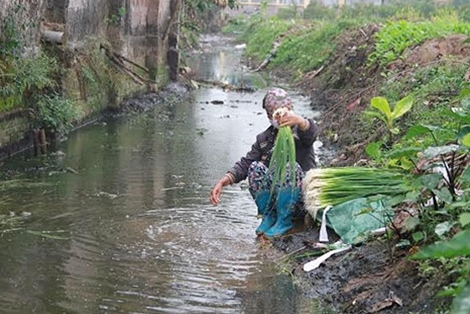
[228,118,318,184]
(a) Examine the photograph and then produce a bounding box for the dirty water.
[0,34,326,314]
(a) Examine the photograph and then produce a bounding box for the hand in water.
[210,182,223,206]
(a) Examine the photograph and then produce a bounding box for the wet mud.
[271,230,451,313]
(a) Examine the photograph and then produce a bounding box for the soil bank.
[266,26,470,314]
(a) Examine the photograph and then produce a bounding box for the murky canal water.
[0,35,321,313]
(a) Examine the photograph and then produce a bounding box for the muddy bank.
[298,30,470,167]
[271,232,451,313]
[112,83,193,114]
[266,28,470,314]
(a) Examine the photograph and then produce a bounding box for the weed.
[108,6,126,26]
[369,10,470,66]
[35,94,82,134]
[365,95,414,141]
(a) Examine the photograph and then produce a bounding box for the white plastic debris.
[319,205,332,242]
[303,243,352,272]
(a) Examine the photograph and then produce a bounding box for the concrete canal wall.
[0,0,176,159]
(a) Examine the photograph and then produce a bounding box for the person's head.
[262,87,293,121]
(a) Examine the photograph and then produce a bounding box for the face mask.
[270,120,279,129]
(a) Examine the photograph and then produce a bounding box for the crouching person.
[210,87,318,238]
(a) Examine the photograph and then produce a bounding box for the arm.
[210,138,263,206]
[228,139,263,183]
[296,117,317,147]
[278,112,317,146]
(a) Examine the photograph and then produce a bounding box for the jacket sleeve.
[297,118,318,147]
[228,137,263,184]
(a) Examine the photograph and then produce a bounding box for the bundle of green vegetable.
[303,167,413,220]
[268,108,297,197]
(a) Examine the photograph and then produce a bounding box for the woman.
[210,87,318,238]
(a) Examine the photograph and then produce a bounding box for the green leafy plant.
[108,6,126,25]
[0,53,57,113]
[240,18,292,65]
[402,95,470,202]
[0,4,59,113]
[35,95,82,134]
[272,21,347,74]
[367,95,414,141]
[369,10,470,66]
[411,229,470,314]
[0,3,31,58]
[379,93,470,313]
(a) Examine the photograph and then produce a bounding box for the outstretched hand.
[210,174,234,206]
[210,182,223,206]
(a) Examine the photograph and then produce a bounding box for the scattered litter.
[96,191,119,199]
[319,205,332,242]
[161,187,183,191]
[303,241,351,272]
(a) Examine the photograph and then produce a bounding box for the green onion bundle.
[269,125,297,197]
[303,167,412,220]
[264,106,299,202]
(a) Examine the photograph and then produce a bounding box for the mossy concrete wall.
[53,0,173,110]
[0,112,31,160]
[63,0,171,79]
[0,0,47,159]
[0,0,175,159]
[0,0,47,54]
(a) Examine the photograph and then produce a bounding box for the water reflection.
[0,35,321,314]
[192,34,258,88]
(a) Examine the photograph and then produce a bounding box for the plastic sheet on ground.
[303,197,393,272]
[320,197,392,245]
